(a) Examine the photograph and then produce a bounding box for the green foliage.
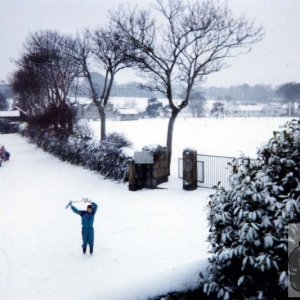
[205,119,300,299]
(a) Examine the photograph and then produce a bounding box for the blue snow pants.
[82,226,94,248]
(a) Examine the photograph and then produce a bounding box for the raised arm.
[92,202,98,214]
[71,204,84,216]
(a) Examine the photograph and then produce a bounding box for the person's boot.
[90,246,93,255]
[83,246,87,254]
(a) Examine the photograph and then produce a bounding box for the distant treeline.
[70,73,278,102]
[70,72,160,99]
[3,74,282,103]
[200,84,277,102]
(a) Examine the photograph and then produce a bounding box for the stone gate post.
[182,149,197,190]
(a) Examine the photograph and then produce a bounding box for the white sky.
[0,0,299,87]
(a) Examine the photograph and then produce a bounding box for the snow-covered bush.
[105,132,132,148]
[72,122,94,140]
[20,125,132,181]
[142,144,168,159]
[205,119,300,299]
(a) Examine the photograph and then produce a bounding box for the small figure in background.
[0,145,10,161]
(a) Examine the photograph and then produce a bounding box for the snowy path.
[0,134,210,300]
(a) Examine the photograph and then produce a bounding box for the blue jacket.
[71,202,98,227]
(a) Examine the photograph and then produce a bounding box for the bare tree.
[71,28,131,141]
[111,0,263,167]
[27,31,79,104]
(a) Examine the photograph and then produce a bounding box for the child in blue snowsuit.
[71,201,98,254]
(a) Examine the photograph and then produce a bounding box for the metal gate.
[178,154,238,189]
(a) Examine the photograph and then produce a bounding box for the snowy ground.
[0,117,292,299]
[89,117,293,174]
[0,134,210,300]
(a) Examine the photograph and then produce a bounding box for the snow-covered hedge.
[205,119,300,299]
[141,144,168,159]
[21,125,133,181]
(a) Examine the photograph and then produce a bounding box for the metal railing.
[196,154,236,189]
[178,158,205,184]
[178,154,255,189]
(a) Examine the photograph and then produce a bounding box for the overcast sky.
[0,0,299,87]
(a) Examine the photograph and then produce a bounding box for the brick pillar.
[182,149,197,190]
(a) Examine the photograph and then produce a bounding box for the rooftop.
[115,108,139,115]
[0,110,20,117]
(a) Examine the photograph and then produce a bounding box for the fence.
[179,153,251,189]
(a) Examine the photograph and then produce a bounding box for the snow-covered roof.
[115,108,139,115]
[0,110,20,117]
[238,105,264,111]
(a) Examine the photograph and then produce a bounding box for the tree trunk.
[166,109,179,174]
[68,109,73,135]
[98,106,106,141]
[99,74,114,141]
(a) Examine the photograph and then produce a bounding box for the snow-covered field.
[89,117,293,174]
[0,117,292,299]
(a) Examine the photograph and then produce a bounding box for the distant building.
[0,109,20,120]
[82,102,99,120]
[264,104,288,117]
[230,105,264,117]
[229,103,287,117]
[114,108,140,121]
[75,100,115,120]
[0,108,28,133]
